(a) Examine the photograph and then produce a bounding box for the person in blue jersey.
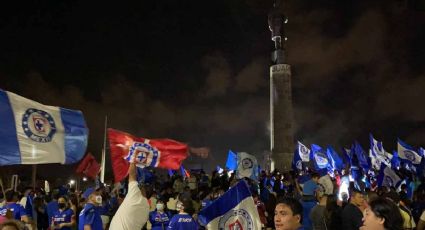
[149,200,171,230]
[78,188,103,230]
[51,196,75,230]
[167,198,197,230]
[47,194,60,227]
[0,190,29,224]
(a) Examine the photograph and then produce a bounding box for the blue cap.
[82,187,95,199]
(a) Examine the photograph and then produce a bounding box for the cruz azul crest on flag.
[314,152,328,168]
[218,209,254,230]
[22,108,57,143]
[124,141,160,168]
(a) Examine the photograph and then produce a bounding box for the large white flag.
[237,152,258,179]
[0,90,88,165]
[198,180,262,230]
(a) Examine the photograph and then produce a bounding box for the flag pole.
[32,165,37,190]
[100,116,108,183]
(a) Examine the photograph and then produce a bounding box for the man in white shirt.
[109,162,150,230]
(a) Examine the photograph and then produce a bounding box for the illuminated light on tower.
[268,0,294,171]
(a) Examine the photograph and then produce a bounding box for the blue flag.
[311,144,331,175]
[225,150,238,170]
[292,145,303,171]
[198,180,262,229]
[326,146,344,172]
[391,150,401,170]
[353,141,370,172]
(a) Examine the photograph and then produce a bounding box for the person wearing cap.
[78,188,103,230]
[109,162,149,230]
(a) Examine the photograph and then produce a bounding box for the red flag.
[189,147,210,158]
[108,128,189,183]
[75,153,100,180]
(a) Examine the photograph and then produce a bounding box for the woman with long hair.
[360,197,403,230]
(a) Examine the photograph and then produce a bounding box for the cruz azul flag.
[198,180,262,230]
[108,128,188,182]
[298,141,311,162]
[0,90,88,165]
[326,146,344,172]
[370,134,392,167]
[237,152,259,180]
[397,139,422,165]
[378,165,401,187]
[311,144,331,173]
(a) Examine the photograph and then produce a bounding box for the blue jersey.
[167,213,198,230]
[52,208,74,230]
[149,211,171,230]
[47,200,59,225]
[0,203,27,220]
[78,203,103,230]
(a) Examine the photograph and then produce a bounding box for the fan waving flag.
[326,146,344,172]
[0,89,88,165]
[108,128,188,182]
[198,180,262,230]
[370,134,392,167]
[311,144,331,175]
[397,139,422,165]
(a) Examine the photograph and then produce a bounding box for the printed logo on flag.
[404,150,416,162]
[22,108,57,143]
[127,142,159,167]
[296,160,302,170]
[314,152,328,168]
[218,209,254,230]
[241,158,253,170]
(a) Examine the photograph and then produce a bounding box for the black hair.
[311,172,320,179]
[369,198,403,230]
[5,190,17,202]
[276,197,303,223]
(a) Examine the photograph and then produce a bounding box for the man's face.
[274,203,301,230]
[351,192,365,207]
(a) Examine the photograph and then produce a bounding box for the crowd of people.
[1,163,425,230]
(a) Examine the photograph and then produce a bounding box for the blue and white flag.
[237,152,259,180]
[292,141,310,171]
[369,134,392,167]
[311,144,331,175]
[326,146,344,171]
[198,180,262,230]
[369,149,382,171]
[0,90,88,165]
[378,165,401,188]
[226,150,238,170]
[391,150,401,170]
[397,139,422,165]
[297,141,311,162]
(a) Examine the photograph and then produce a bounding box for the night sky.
[1,0,425,180]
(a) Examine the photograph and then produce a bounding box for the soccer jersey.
[52,208,74,230]
[149,211,171,230]
[0,203,27,220]
[78,203,103,230]
[167,213,198,230]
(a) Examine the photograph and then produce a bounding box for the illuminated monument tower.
[268,0,294,171]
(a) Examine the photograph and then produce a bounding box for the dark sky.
[1,0,425,180]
